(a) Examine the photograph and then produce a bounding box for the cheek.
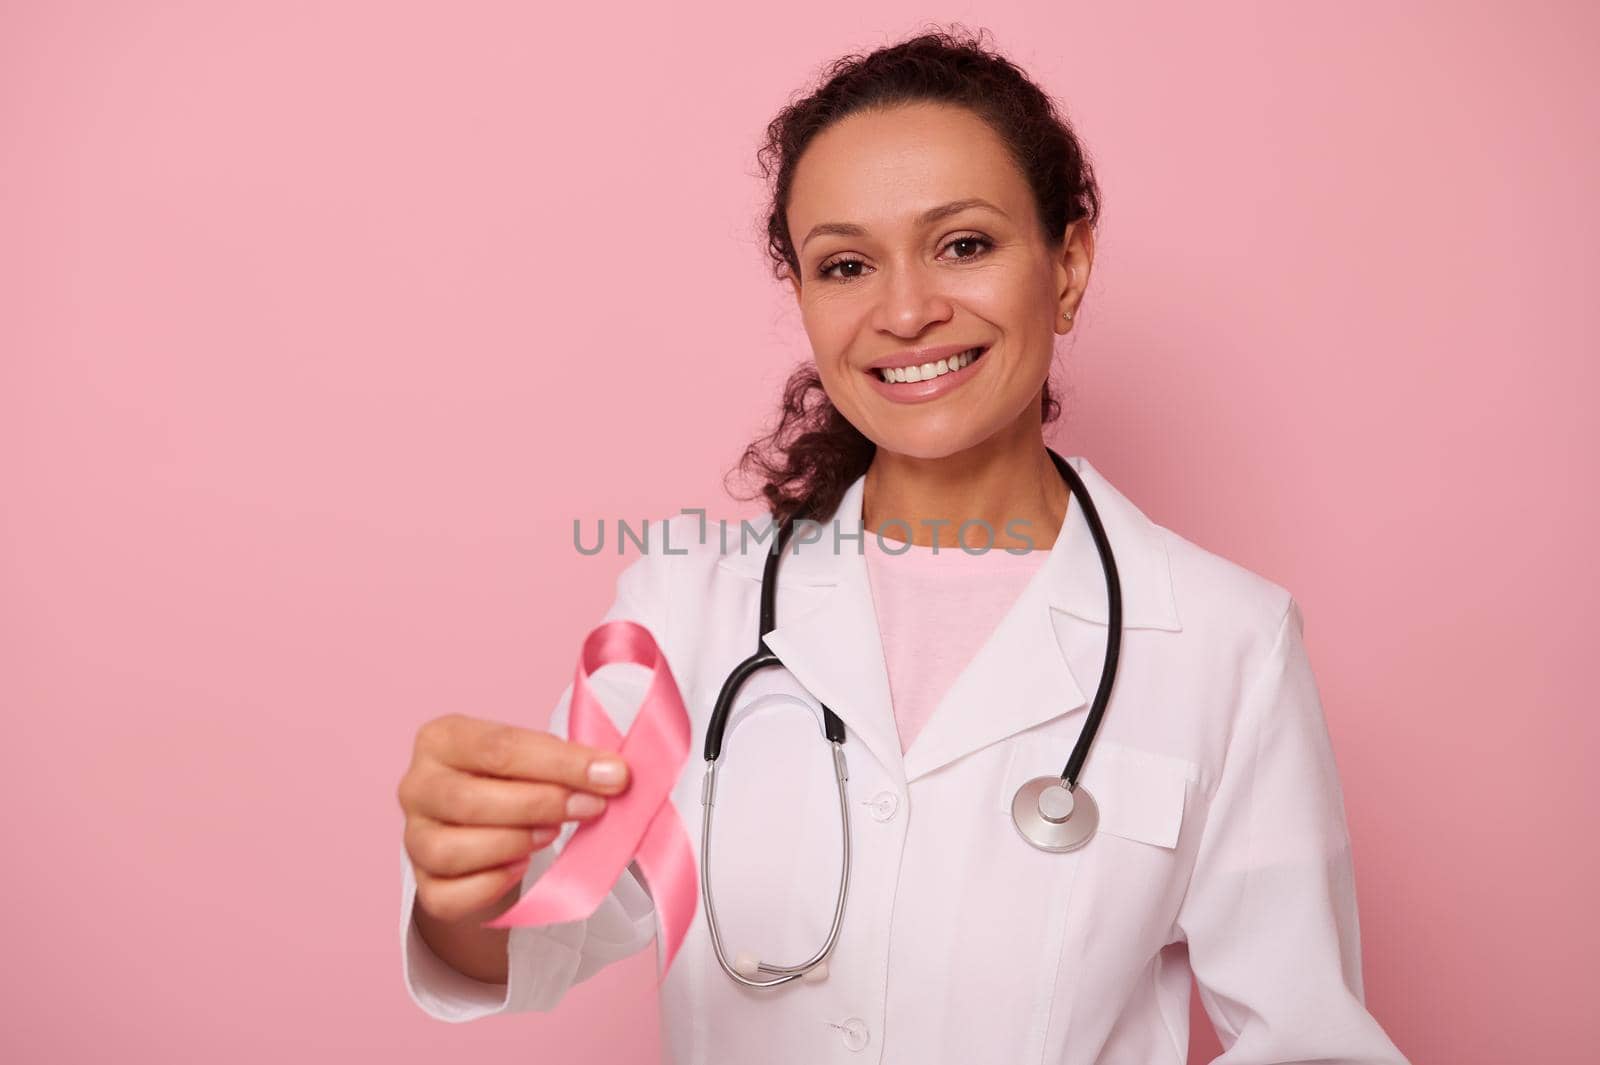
[983,276,1058,371]
[812,355,864,419]
[970,262,1053,324]
[802,302,864,376]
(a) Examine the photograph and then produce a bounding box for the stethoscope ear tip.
[730,948,830,983]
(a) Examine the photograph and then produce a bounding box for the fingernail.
[566,792,607,820]
[530,827,558,846]
[588,758,628,788]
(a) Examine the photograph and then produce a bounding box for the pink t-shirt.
[862,534,1051,754]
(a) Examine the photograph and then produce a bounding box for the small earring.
[1062,310,1073,321]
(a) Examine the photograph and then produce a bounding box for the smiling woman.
[732,36,1101,536]
[397,24,1411,1065]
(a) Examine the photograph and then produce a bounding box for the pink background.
[3,2,1595,1062]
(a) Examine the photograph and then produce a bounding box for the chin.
[869,416,990,461]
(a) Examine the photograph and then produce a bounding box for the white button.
[869,790,899,822]
[840,1016,869,1051]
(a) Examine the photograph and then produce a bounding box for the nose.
[869,257,954,338]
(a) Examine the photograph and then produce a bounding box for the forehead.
[786,102,1030,236]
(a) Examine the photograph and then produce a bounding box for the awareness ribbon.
[484,619,698,978]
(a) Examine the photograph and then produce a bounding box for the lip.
[864,343,990,405]
[866,343,983,372]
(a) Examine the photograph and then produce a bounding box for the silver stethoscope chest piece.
[1011,777,1099,852]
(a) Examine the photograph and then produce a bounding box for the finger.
[405,814,560,879]
[413,857,533,926]
[410,766,611,828]
[421,715,631,795]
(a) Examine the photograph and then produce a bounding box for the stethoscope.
[698,447,1123,988]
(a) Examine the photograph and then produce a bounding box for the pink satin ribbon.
[484,619,698,979]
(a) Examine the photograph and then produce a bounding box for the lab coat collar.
[713,454,1182,787]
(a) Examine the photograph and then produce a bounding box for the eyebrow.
[799,197,1010,252]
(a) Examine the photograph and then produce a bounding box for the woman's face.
[785,101,1093,461]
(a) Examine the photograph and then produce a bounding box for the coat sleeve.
[399,532,674,1021]
[1173,597,1410,1064]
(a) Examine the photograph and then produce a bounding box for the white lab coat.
[399,455,1409,1065]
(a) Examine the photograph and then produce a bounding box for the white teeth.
[878,348,981,383]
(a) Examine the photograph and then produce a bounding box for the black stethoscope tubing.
[703,446,1122,792]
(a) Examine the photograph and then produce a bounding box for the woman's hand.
[398,712,632,924]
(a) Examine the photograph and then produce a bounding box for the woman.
[395,29,1409,1065]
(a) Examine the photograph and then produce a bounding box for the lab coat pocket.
[995,738,1194,850]
[1081,741,1195,850]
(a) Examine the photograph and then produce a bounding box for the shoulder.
[1157,522,1299,666]
[1142,523,1318,779]
[1073,456,1297,667]
[605,510,765,618]
[606,511,721,592]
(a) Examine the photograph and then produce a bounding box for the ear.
[1055,221,1094,331]
[787,271,803,305]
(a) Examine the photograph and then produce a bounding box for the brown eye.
[819,257,868,281]
[943,235,992,261]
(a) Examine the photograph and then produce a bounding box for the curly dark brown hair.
[725,24,1102,527]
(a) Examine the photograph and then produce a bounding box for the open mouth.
[873,346,987,384]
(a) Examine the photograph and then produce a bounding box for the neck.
[860,426,1070,552]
